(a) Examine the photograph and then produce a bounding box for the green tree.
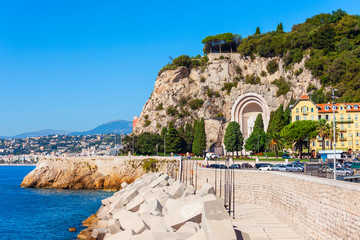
[269,132,284,158]
[137,132,162,155]
[165,121,183,153]
[245,114,267,153]
[267,104,287,135]
[192,118,206,156]
[276,22,284,33]
[184,123,194,152]
[223,121,244,156]
[255,27,261,35]
[316,119,331,150]
[280,120,318,159]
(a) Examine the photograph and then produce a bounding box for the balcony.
[336,119,353,124]
[339,137,347,141]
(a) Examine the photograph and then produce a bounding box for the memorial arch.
[231,93,271,139]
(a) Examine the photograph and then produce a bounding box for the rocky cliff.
[21,156,179,191]
[134,53,321,148]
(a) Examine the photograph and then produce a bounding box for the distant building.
[132,116,139,131]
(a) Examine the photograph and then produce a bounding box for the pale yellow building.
[290,95,360,153]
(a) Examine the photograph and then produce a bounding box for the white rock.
[196,183,215,196]
[107,218,121,234]
[177,221,200,234]
[168,180,186,199]
[125,195,144,212]
[121,181,129,189]
[113,210,147,234]
[91,228,108,240]
[104,229,133,240]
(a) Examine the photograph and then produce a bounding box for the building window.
[357,132,360,137]
[311,115,314,121]
[356,114,358,120]
[340,114,344,120]
[349,132,352,137]
[326,141,329,146]
[325,115,329,120]
[340,132,344,138]
[311,108,314,113]
[304,116,307,120]
[341,124,344,130]
[296,108,299,113]
[349,140,352,146]
[357,140,359,146]
[341,106,343,110]
[325,106,329,110]
[332,106,337,110]
[349,123,351,127]
[355,105,359,110]
[312,142,316,147]
[341,142,345,146]
[295,115,300,121]
[319,142,322,147]
[347,105,352,110]
[356,122,359,128]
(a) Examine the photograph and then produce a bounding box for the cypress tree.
[255,26,260,35]
[245,114,267,153]
[184,123,194,152]
[276,23,284,32]
[267,104,286,135]
[224,121,244,156]
[166,121,182,153]
[192,118,206,156]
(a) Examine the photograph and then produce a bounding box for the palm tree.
[316,119,331,150]
[269,132,283,158]
[328,122,340,150]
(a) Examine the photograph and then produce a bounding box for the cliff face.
[21,156,179,191]
[134,53,321,147]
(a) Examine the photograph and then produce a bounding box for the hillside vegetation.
[166,10,360,103]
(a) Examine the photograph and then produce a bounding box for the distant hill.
[70,120,132,136]
[1,119,133,139]
[12,129,72,139]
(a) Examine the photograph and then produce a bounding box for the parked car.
[321,166,333,173]
[258,164,272,171]
[282,154,292,159]
[344,162,352,168]
[206,152,219,160]
[209,164,219,169]
[241,163,253,169]
[229,164,241,169]
[218,164,227,169]
[286,164,304,172]
[255,163,270,169]
[334,167,354,176]
[351,162,360,169]
[272,164,287,171]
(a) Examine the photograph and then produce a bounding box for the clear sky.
[0,0,359,136]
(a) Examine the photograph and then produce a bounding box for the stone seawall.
[21,156,179,191]
[191,167,360,240]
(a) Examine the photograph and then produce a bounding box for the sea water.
[0,166,113,240]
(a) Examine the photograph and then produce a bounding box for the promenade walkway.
[232,203,304,240]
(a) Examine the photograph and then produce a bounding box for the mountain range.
[0,119,133,139]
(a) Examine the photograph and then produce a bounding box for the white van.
[206,152,218,159]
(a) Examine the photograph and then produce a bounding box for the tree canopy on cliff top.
[199,9,360,102]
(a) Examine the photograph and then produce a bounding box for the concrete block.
[168,180,186,199]
[104,229,133,240]
[151,224,175,232]
[121,181,128,189]
[148,174,169,188]
[196,183,215,196]
[164,199,203,229]
[182,185,195,197]
[201,200,236,240]
[168,178,175,185]
[126,195,144,212]
[91,228,108,240]
[113,210,148,234]
[107,218,121,234]
[144,197,163,216]
[185,229,206,240]
[120,188,139,206]
[138,232,193,240]
[177,221,200,234]
[97,207,111,220]
[96,219,109,228]
[139,213,164,229]
[143,174,157,184]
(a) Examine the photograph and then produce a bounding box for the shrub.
[222,82,238,94]
[260,70,267,77]
[307,83,317,92]
[179,97,188,107]
[266,60,279,74]
[156,103,164,111]
[219,55,225,59]
[200,76,206,82]
[245,74,261,85]
[272,77,291,96]
[235,66,242,75]
[294,68,303,76]
[142,159,158,172]
[172,55,192,68]
[166,106,178,116]
[144,114,149,120]
[144,120,151,127]
[189,99,204,110]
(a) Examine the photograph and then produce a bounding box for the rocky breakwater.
[21,156,179,191]
[79,173,237,240]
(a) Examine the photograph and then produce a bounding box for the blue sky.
[0,0,359,136]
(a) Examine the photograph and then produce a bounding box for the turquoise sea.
[0,166,113,240]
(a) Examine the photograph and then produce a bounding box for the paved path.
[232,203,304,240]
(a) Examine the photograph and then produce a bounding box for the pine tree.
[276,22,284,32]
[224,121,244,156]
[192,118,206,156]
[245,114,267,153]
[166,122,182,153]
[267,104,286,135]
[255,26,260,34]
[184,123,194,152]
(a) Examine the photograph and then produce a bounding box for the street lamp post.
[332,89,338,180]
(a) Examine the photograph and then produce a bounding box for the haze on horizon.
[1,0,359,136]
